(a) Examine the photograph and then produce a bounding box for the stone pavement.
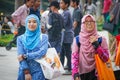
[0,47,71,80]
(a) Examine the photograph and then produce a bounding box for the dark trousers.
[80,69,97,80]
[17,26,25,36]
[12,26,25,45]
[60,43,72,71]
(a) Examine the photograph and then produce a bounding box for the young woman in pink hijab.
[71,14,109,80]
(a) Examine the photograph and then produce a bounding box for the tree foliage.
[0,0,15,15]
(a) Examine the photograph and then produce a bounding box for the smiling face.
[83,16,95,32]
[28,18,37,31]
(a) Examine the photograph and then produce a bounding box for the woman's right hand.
[25,73,32,80]
[17,55,24,62]
[75,77,81,80]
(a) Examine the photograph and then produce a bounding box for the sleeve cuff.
[23,54,27,60]
[24,69,30,74]
[92,41,99,49]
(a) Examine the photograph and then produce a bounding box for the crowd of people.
[0,0,120,80]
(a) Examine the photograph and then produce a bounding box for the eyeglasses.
[83,21,95,25]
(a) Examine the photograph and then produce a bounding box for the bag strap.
[98,37,102,45]
[48,42,52,48]
[41,34,51,48]
[75,36,102,48]
[75,35,80,47]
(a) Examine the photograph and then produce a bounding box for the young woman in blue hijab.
[17,14,48,80]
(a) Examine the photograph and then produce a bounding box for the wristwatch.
[23,54,27,60]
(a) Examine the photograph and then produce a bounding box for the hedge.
[0,34,14,46]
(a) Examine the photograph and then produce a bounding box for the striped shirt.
[12,4,29,27]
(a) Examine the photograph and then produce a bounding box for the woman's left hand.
[17,55,24,62]
[89,36,98,43]
[25,73,32,80]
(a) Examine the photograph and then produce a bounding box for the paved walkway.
[0,47,71,80]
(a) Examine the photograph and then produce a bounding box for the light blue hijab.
[22,14,41,50]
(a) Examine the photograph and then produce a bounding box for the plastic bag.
[95,54,115,80]
[37,48,65,79]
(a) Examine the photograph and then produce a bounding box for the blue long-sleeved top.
[62,9,74,43]
[17,34,48,80]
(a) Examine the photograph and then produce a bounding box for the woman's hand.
[17,55,24,62]
[25,73,32,80]
[89,36,98,43]
[90,36,100,49]
[74,73,81,80]
[75,77,81,80]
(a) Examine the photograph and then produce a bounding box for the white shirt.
[7,21,14,33]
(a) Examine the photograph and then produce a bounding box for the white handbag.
[36,48,65,79]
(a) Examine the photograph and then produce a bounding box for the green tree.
[0,0,14,15]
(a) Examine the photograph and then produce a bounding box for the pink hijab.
[79,14,99,74]
[80,14,98,53]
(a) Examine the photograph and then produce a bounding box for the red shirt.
[102,0,112,13]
